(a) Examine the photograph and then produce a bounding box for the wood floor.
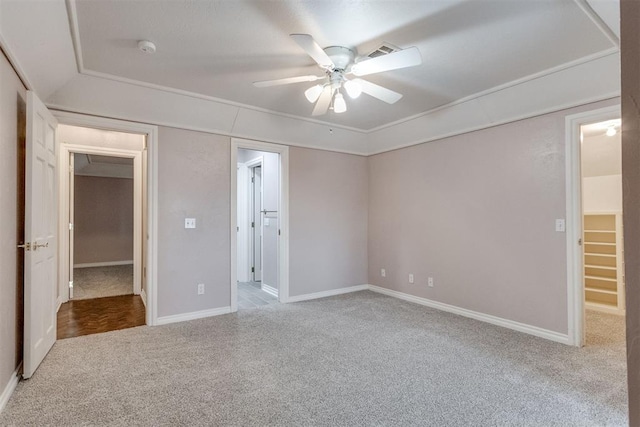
[57,295,145,339]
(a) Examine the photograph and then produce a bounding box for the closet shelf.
[584,252,616,257]
[584,275,617,282]
[584,229,615,233]
[585,287,617,295]
[585,264,616,270]
[585,242,616,246]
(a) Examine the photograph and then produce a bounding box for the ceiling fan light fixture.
[606,126,617,137]
[334,92,347,114]
[344,79,362,99]
[304,84,324,103]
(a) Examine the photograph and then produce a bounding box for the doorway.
[580,118,625,346]
[56,124,147,338]
[566,105,624,347]
[236,150,279,309]
[231,139,289,312]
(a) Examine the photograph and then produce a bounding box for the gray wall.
[157,127,230,318]
[368,99,617,334]
[289,147,369,296]
[621,0,640,422]
[74,175,133,265]
[238,149,279,290]
[0,52,26,401]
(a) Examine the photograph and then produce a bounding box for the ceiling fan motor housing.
[324,46,355,71]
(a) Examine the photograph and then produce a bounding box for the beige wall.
[368,99,618,334]
[289,147,369,296]
[0,52,26,401]
[73,175,134,265]
[157,127,231,318]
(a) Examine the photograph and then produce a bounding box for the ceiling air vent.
[367,43,400,59]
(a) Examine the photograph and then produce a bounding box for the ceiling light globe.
[305,85,324,103]
[334,92,347,114]
[344,80,362,99]
[606,126,617,137]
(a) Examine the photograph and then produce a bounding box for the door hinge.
[237,226,239,232]
[69,223,74,231]
[251,177,254,183]
[278,229,281,236]
[251,221,255,228]
[69,281,73,289]
[578,238,582,246]
[251,267,255,273]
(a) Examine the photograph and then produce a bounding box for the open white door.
[23,91,58,379]
[68,153,74,299]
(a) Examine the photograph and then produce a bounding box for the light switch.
[555,219,565,232]
[185,218,196,229]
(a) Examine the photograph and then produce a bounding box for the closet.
[583,213,624,314]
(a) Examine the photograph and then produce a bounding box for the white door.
[23,91,58,379]
[252,166,262,281]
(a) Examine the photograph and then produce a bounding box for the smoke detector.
[138,40,156,54]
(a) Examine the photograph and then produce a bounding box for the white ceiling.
[70,0,618,131]
[581,124,621,178]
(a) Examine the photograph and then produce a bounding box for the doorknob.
[33,242,49,251]
[17,242,31,251]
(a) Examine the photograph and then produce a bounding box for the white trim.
[573,0,620,47]
[245,157,264,283]
[287,285,369,303]
[564,104,621,347]
[368,286,569,344]
[261,283,278,298]
[586,302,625,316]
[74,260,133,268]
[156,306,231,325]
[52,111,159,326]
[0,364,21,414]
[231,139,289,312]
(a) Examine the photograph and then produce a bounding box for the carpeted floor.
[73,265,133,300]
[0,291,627,426]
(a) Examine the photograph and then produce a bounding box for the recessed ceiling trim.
[65,0,83,73]
[366,47,620,133]
[573,0,619,47]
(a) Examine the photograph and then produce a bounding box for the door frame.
[230,139,289,312]
[61,145,143,300]
[565,104,621,347]
[53,111,160,326]
[246,156,263,282]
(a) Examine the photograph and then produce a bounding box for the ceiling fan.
[253,34,422,116]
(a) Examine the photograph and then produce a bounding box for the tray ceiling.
[70,0,617,131]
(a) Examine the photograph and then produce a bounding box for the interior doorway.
[236,149,279,309]
[580,118,625,346]
[230,139,289,312]
[566,104,625,348]
[57,124,147,338]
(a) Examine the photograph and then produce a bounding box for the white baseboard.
[368,285,569,345]
[287,284,369,303]
[74,260,134,268]
[156,306,231,325]
[0,363,21,414]
[140,288,147,307]
[261,283,278,297]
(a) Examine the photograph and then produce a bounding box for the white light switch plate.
[555,219,565,232]
[185,218,196,229]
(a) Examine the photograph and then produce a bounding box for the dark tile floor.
[238,281,278,309]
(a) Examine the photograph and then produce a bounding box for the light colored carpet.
[0,291,627,426]
[73,265,133,300]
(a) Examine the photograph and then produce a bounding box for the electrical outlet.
[381,268,386,277]
[409,274,414,284]
[185,218,196,229]
[428,277,434,287]
[197,283,205,295]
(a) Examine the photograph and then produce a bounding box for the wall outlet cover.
[185,218,196,229]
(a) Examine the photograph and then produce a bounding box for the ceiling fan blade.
[351,47,422,77]
[253,75,324,87]
[312,86,333,116]
[358,79,403,104]
[291,34,335,69]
